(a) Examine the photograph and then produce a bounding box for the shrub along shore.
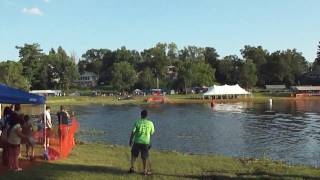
[2,143,320,179]
[46,94,301,106]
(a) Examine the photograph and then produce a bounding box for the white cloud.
[21,7,43,16]
[43,0,50,3]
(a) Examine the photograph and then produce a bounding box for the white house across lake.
[74,71,98,87]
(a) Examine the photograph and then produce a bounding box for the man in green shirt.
[128,110,155,175]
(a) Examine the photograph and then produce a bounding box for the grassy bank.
[2,143,320,179]
[47,96,143,106]
[46,94,301,106]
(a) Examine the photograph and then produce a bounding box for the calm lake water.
[70,99,320,167]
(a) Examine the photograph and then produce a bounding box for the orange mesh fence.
[32,117,79,160]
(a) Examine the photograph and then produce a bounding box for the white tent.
[203,84,250,96]
[29,90,62,96]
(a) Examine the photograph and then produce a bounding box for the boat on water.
[146,96,166,103]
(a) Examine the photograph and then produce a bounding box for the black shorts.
[131,143,149,160]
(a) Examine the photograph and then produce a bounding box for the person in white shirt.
[45,106,52,148]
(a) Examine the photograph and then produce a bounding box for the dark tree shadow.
[1,161,129,179]
[1,155,320,180]
[41,162,128,175]
[153,170,320,180]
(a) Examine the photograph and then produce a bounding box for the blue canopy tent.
[0,83,45,105]
[0,83,49,151]
[0,82,46,127]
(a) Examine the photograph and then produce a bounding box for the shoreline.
[3,142,320,179]
[46,95,315,106]
[76,140,316,168]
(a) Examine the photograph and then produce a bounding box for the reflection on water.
[212,102,247,113]
[71,99,320,167]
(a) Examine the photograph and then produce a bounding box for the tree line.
[1,42,320,92]
[0,44,78,90]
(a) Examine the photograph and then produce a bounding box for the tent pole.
[44,104,47,151]
[0,104,2,119]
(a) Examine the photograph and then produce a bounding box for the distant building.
[74,71,98,87]
[291,86,320,97]
[265,85,287,92]
[300,71,320,85]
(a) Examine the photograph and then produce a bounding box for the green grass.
[47,96,145,106]
[2,143,320,180]
[46,94,298,106]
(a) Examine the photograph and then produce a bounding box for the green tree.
[241,45,268,69]
[284,49,308,84]
[204,47,219,69]
[111,62,137,91]
[95,49,114,83]
[16,43,43,83]
[141,44,168,83]
[177,60,193,92]
[46,60,60,89]
[81,49,106,75]
[179,46,205,62]
[239,59,257,88]
[40,47,79,90]
[57,46,68,60]
[81,48,141,85]
[49,48,56,55]
[313,41,320,71]
[0,61,30,90]
[15,44,79,90]
[31,58,49,89]
[167,42,178,63]
[262,49,307,86]
[190,61,215,87]
[137,67,156,90]
[114,46,142,69]
[216,55,242,84]
[263,51,291,85]
[77,60,87,74]
[241,45,268,86]
[177,61,215,92]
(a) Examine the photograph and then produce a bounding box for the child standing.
[7,113,26,171]
[22,115,35,160]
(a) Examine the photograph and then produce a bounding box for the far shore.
[46,94,319,106]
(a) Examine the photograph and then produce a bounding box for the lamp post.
[151,55,159,90]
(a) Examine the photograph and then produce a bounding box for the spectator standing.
[128,110,155,176]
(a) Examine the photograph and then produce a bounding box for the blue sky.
[1,0,319,61]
